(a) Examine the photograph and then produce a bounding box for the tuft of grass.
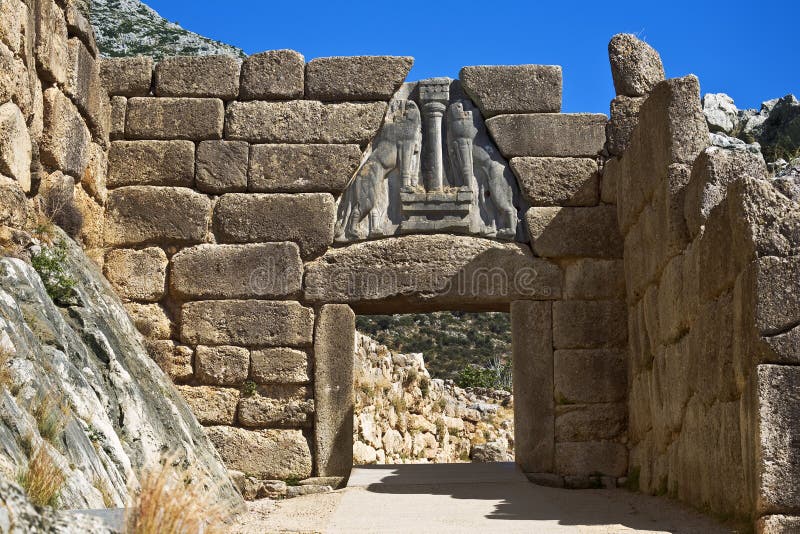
[0,347,14,392]
[124,456,230,534]
[31,391,70,445]
[30,240,77,304]
[390,393,407,414]
[419,377,430,398]
[240,380,257,398]
[93,476,117,508]
[17,444,67,508]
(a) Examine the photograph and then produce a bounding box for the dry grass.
[31,391,70,445]
[93,476,117,508]
[17,444,67,508]
[124,457,230,534]
[0,347,14,392]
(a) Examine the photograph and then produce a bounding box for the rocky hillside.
[76,0,244,59]
[353,333,514,465]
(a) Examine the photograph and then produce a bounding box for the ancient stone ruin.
[0,2,798,531]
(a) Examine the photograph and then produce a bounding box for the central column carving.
[419,79,450,192]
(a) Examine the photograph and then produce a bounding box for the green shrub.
[456,358,512,391]
[31,241,77,304]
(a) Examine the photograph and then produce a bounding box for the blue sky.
[146,0,797,113]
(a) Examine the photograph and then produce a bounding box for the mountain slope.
[78,0,245,59]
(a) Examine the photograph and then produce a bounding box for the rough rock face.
[0,230,242,511]
[353,333,513,465]
[608,34,665,97]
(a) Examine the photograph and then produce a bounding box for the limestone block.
[225,100,386,145]
[239,49,304,100]
[40,87,91,178]
[304,235,562,312]
[758,515,800,534]
[608,33,665,97]
[177,386,239,425]
[555,441,627,477]
[180,300,314,347]
[125,302,173,339]
[170,243,303,300]
[554,349,626,403]
[155,55,240,100]
[756,365,800,514]
[65,3,96,56]
[34,0,68,84]
[460,65,561,117]
[104,247,167,302]
[601,156,620,204]
[555,403,627,442]
[564,259,625,300]
[196,140,248,194]
[0,175,27,227]
[526,206,623,258]
[195,345,250,386]
[552,300,627,349]
[126,97,224,141]
[105,186,210,246]
[314,304,355,477]
[238,385,313,428]
[213,193,335,258]
[755,256,800,336]
[305,56,413,101]
[107,140,195,188]
[486,113,607,158]
[250,348,309,384]
[606,96,644,156]
[248,144,361,194]
[510,157,598,207]
[0,102,31,192]
[65,38,109,144]
[0,0,26,54]
[0,42,33,119]
[110,96,126,140]
[99,57,153,97]
[144,339,192,382]
[205,426,312,479]
[512,300,554,473]
[82,142,107,203]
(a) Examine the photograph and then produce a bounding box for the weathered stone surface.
[248,144,362,193]
[35,0,68,84]
[65,3,96,56]
[65,38,109,143]
[315,304,356,476]
[460,65,561,117]
[510,157,598,207]
[107,140,195,188]
[0,102,31,192]
[238,385,313,428]
[486,114,607,158]
[554,349,626,403]
[126,97,224,140]
[225,100,386,144]
[553,300,627,349]
[756,365,800,514]
[564,259,625,300]
[758,515,800,534]
[82,142,108,203]
[180,300,314,347]
[144,339,192,381]
[196,140,248,194]
[240,49,304,100]
[526,206,623,258]
[170,243,303,300]
[74,180,105,248]
[177,386,239,425]
[606,96,644,156]
[104,247,168,302]
[555,441,627,477]
[0,42,33,121]
[305,56,413,101]
[0,175,27,227]
[512,300,554,472]
[213,193,335,258]
[40,87,91,177]
[110,96,125,140]
[251,348,309,384]
[195,345,250,386]
[99,57,153,97]
[155,55,240,99]
[555,403,627,442]
[126,303,173,339]
[305,235,562,312]
[0,0,26,54]
[608,33,665,97]
[205,426,312,479]
[104,186,211,246]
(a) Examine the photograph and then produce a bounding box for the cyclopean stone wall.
[606,35,800,531]
[97,52,630,486]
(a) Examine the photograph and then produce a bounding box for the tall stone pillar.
[419,79,450,191]
[314,304,356,477]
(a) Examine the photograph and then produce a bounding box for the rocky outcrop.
[353,333,513,465]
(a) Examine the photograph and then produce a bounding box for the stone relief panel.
[335,78,528,243]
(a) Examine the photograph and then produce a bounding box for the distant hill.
[77,0,245,60]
